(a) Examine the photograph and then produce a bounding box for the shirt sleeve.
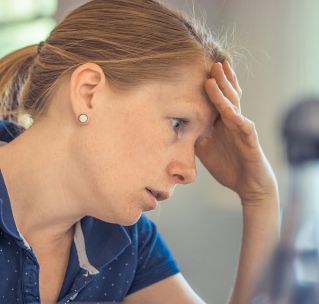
[126,214,180,295]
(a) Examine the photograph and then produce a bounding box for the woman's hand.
[195,61,278,204]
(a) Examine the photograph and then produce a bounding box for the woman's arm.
[123,194,279,304]
[123,273,206,304]
[123,193,279,304]
[124,60,280,303]
[228,193,280,304]
[196,60,281,303]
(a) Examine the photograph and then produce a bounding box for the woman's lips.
[145,188,158,210]
[145,188,170,201]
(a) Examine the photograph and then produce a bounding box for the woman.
[0,0,279,303]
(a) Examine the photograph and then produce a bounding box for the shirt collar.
[0,119,25,143]
[0,120,32,246]
[0,169,23,242]
[0,120,132,273]
[75,217,132,274]
[0,168,132,274]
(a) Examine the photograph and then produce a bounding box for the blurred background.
[0,0,318,302]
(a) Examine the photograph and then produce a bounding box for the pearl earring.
[78,113,88,123]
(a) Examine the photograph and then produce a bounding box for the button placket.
[22,254,40,302]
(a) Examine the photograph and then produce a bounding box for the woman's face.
[69,64,217,225]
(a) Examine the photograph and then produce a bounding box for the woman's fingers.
[204,78,255,140]
[205,60,256,143]
[210,62,241,110]
[222,60,242,99]
[205,78,240,131]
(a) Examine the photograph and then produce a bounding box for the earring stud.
[78,113,88,123]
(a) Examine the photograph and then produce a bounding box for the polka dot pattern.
[0,122,180,303]
[1,211,180,302]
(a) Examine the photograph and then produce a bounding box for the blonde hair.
[0,0,231,126]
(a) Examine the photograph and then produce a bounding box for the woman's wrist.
[239,179,279,207]
[228,191,280,304]
[241,191,281,242]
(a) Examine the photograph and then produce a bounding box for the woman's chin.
[119,211,143,226]
[94,209,143,226]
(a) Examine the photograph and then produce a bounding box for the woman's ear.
[69,62,107,121]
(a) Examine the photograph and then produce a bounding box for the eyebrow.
[174,83,218,132]
[191,88,218,125]
[184,102,218,139]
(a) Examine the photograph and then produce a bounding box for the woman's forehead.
[177,94,217,128]
[157,78,218,132]
[168,68,216,110]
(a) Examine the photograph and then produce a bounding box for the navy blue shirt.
[0,120,180,303]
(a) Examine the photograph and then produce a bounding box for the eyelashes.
[171,118,189,133]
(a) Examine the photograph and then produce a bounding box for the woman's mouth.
[145,188,158,210]
[146,188,159,199]
[145,188,170,201]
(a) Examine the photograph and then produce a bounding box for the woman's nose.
[167,155,197,185]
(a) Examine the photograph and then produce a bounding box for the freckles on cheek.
[124,129,155,152]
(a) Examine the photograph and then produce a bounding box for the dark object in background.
[250,96,319,304]
[282,96,319,165]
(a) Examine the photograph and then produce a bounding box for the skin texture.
[0,62,218,233]
[0,60,279,303]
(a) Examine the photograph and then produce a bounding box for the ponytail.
[0,44,38,125]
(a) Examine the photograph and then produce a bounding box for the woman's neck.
[0,126,84,250]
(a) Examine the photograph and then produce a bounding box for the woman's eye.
[171,118,189,133]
